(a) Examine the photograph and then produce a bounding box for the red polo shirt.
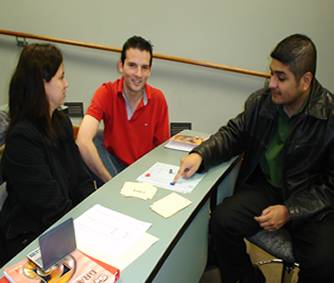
[86,77,170,166]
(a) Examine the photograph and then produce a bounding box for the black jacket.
[0,115,95,262]
[194,79,334,228]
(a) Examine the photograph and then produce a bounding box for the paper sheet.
[120,182,157,200]
[77,232,159,271]
[150,192,192,218]
[136,162,206,193]
[74,204,152,258]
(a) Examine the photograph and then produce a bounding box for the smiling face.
[118,48,152,98]
[269,59,312,117]
[44,62,69,116]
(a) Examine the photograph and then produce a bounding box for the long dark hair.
[7,44,65,147]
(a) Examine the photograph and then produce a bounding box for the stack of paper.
[120,182,157,200]
[150,193,192,218]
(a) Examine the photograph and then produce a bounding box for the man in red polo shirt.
[77,36,170,187]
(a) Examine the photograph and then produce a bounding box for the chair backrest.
[0,110,9,147]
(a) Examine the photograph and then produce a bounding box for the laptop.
[27,218,76,272]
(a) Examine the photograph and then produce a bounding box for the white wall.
[0,0,333,133]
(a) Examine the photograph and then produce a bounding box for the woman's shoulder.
[8,119,42,142]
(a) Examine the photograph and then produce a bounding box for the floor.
[199,240,299,283]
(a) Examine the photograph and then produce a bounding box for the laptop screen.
[39,218,76,271]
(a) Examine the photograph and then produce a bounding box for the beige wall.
[0,0,333,133]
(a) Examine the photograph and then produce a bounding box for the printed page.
[136,162,206,193]
[74,204,152,258]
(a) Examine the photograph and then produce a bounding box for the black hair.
[120,35,153,66]
[270,34,316,82]
[7,43,65,147]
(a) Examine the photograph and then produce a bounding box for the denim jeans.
[85,132,127,188]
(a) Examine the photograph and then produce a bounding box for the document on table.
[120,181,157,200]
[74,204,152,258]
[150,192,192,218]
[136,162,206,193]
[77,232,159,271]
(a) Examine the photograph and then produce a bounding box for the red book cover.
[4,249,120,283]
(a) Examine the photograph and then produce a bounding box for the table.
[0,130,239,282]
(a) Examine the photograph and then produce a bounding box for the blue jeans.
[85,131,127,188]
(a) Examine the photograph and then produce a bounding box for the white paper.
[77,232,159,271]
[74,204,152,258]
[136,162,206,193]
[120,182,157,200]
[150,193,192,218]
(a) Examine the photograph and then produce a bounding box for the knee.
[211,198,238,232]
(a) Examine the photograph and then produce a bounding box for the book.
[4,249,120,283]
[164,134,207,152]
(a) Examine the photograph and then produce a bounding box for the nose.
[135,67,142,77]
[64,78,69,88]
[268,76,276,89]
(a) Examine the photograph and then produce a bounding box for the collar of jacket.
[259,78,330,121]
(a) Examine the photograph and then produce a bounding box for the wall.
[0,0,333,133]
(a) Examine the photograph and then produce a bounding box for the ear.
[301,72,313,91]
[43,79,48,94]
[118,60,124,73]
[147,65,152,76]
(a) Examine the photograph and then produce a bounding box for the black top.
[0,115,95,263]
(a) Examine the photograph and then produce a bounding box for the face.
[118,48,152,97]
[269,59,311,116]
[44,62,69,116]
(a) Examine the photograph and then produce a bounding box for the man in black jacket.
[174,34,334,283]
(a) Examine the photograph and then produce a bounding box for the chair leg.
[281,262,296,283]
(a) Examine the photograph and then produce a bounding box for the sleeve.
[64,117,95,205]
[192,107,249,173]
[284,139,334,228]
[86,83,109,122]
[153,93,170,147]
[3,125,74,226]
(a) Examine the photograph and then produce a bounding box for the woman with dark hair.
[0,44,95,265]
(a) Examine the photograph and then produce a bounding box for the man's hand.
[254,205,291,232]
[173,153,202,183]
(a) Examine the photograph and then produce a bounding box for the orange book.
[165,134,207,152]
[4,249,119,283]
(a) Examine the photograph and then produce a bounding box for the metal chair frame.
[247,229,299,283]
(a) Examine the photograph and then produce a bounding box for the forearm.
[77,139,112,183]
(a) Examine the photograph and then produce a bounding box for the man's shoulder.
[309,79,334,116]
[246,87,271,105]
[249,86,271,98]
[96,79,121,95]
[145,83,164,97]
